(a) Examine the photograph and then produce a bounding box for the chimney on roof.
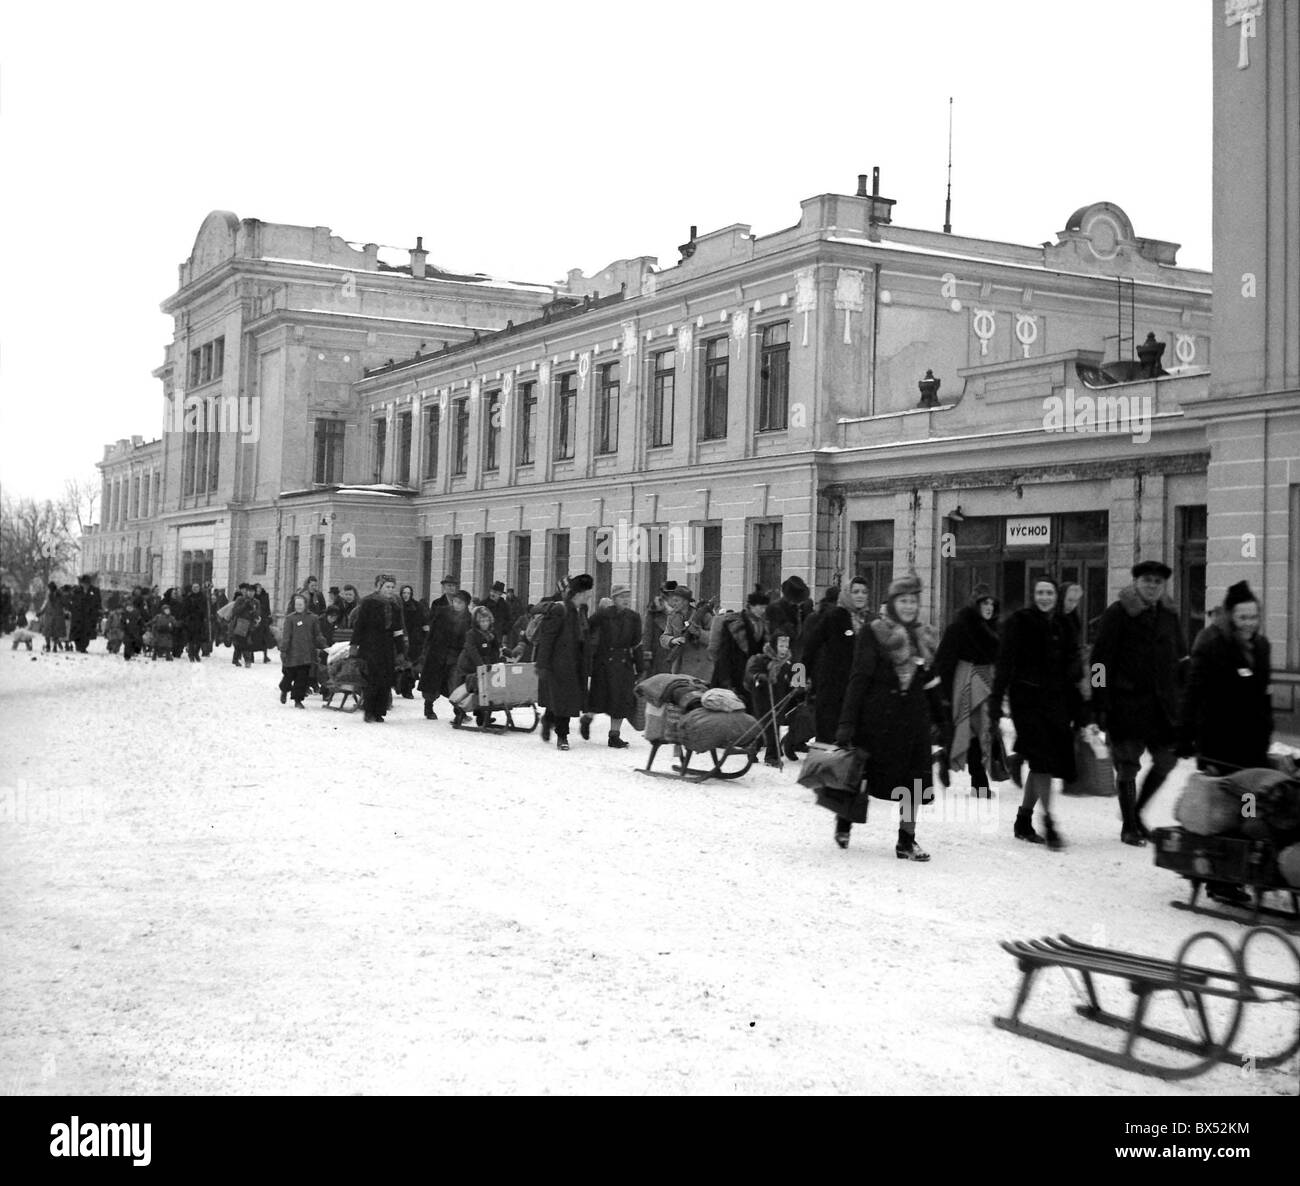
[861,166,896,229]
[410,236,428,279]
[678,225,698,263]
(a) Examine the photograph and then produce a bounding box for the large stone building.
[141,211,553,596]
[87,435,163,588]
[1192,0,1299,732]
[349,180,1212,656]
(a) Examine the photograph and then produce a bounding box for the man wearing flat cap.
[1090,559,1187,846]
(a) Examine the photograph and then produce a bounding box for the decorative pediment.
[189,211,240,279]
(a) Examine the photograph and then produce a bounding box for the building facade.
[144,211,553,599]
[1192,0,1300,733]
[88,436,164,589]
[347,182,1213,663]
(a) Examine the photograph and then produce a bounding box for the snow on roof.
[825,237,1211,293]
[257,257,550,293]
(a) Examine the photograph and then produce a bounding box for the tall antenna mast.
[943,97,953,235]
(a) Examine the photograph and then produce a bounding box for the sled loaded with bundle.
[1152,755,1300,931]
[633,674,769,781]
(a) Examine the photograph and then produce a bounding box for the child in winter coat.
[745,630,795,767]
[148,605,177,660]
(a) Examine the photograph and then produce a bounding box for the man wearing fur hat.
[534,573,594,750]
[710,588,769,712]
[1090,560,1187,845]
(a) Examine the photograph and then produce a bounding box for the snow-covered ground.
[1,642,1296,1096]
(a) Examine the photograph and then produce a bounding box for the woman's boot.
[1042,812,1066,851]
[1014,808,1045,844]
[895,824,930,862]
[834,817,851,849]
[424,700,437,720]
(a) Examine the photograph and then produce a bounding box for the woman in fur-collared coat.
[833,573,939,861]
[933,583,1001,796]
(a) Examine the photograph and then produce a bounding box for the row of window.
[342,322,792,487]
[429,522,770,608]
[187,337,225,389]
[103,471,162,525]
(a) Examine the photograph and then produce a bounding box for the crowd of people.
[4,561,1282,878]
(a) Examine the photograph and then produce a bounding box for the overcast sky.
[0,0,1211,507]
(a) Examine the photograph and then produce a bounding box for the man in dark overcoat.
[1090,559,1187,846]
[583,584,644,747]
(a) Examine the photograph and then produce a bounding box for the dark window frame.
[554,373,578,461]
[757,322,790,432]
[701,338,729,441]
[650,349,676,448]
[597,363,620,455]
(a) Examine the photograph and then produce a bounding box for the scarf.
[870,612,936,691]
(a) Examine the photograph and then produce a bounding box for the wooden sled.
[450,702,539,733]
[1152,826,1300,934]
[321,683,362,712]
[639,740,755,782]
[994,928,1300,1085]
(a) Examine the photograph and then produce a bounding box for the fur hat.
[659,580,679,596]
[1224,580,1257,611]
[780,575,809,600]
[611,585,631,599]
[886,573,923,602]
[747,586,769,607]
[1131,559,1172,580]
[969,582,995,605]
[567,573,595,594]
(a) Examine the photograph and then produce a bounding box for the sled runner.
[994,928,1300,1085]
[1151,826,1300,932]
[321,635,363,712]
[637,700,756,782]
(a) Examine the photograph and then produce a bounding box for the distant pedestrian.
[991,579,1080,850]
[933,583,1001,796]
[418,589,471,720]
[351,574,403,723]
[278,594,326,708]
[534,573,594,751]
[584,585,644,748]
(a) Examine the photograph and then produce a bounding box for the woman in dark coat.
[990,578,1080,849]
[1180,581,1272,775]
[278,594,326,708]
[534,573,594,750]
[833,573,939,860]
[710,590,768,711]
[583,584,644,748]
[802,576,875,745]
[181,583,209,663]
[350,574,403,723]
[229,584,260,667]
[396,584,427,699]
[933,583,1001,795]
[418,589,470,720]
[455,604,502,727]
[39,582,65,652]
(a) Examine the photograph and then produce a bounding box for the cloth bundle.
[635,673,710,709]
[700,688,745,713]
[681,707,760,753]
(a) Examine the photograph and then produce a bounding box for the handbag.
[797,744,867,793]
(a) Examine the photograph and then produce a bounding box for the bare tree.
[63,476,100,536]
[0,494,80,599]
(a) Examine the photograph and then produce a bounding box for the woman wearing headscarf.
[990,578,1081,849]
[933,583,1001,797]
[1179,581,1272,777]
[803,576,876,746]
[39,582,65,652]
[396,584,427,699]
[833,573,940,860]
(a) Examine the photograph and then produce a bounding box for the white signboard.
[1005,517,1051,546]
